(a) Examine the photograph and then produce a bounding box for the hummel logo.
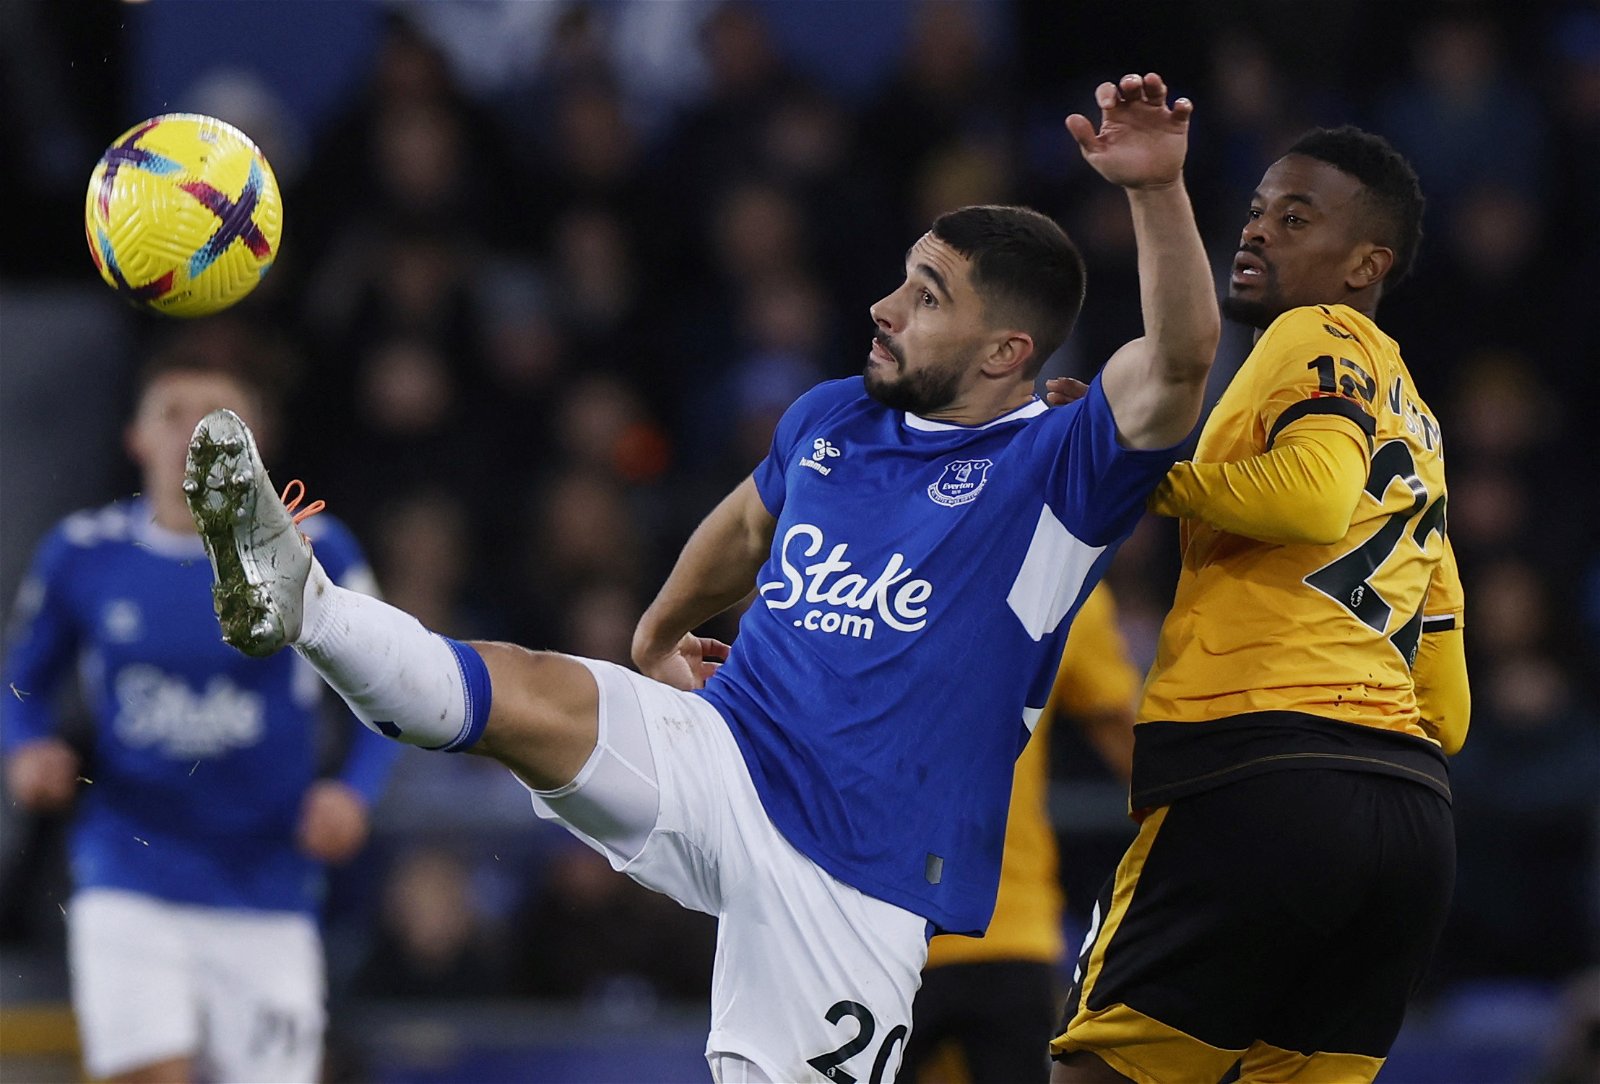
[798,437,843,476]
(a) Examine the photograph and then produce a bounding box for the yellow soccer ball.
[85,114,283,317]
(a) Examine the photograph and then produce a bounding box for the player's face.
[127,371,262,499]
[1223,155,1374,329]
[865,234,994,414]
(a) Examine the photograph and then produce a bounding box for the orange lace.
[280,479,326,526]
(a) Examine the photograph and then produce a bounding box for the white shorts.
[529,658,930,1084]
[68,888,325,1083]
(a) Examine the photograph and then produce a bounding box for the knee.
[468,643,599,788]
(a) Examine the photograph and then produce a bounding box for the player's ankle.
[297,560,334,649]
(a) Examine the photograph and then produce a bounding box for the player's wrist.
[629,622,682,671]
[1122,174,1186,195]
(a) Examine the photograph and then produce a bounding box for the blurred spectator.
[561,583,646,665]
[291,13,524,264]
[511,842,715,1006]
[1377,10,1547,216]
[864,0,1011,235]
[368,490,498,640]
[1444,654,1599,979]
[353,845,511,999]
[504,466,650,648]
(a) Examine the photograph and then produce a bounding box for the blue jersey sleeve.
[1,525,82,751]
[753,378,864,516]
[1041,374,1191,546]
[300,514,401,803]
[337,727,402,806]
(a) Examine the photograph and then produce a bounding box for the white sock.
[295,560,489,751]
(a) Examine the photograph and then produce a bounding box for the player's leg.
[1048,780,1308,1084]
[68,890,201,1084]
[559,661,929,1082]
[183,408,601,792]
[695,727,928,1082]
[1237,775,1455,1083]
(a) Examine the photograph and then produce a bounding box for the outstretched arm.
[632,476,776,690]
[1069,73,1219,449]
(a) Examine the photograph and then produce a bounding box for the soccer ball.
[85,114,283,318]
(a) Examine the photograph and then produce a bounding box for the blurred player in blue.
[183,73,1217,1083]
[1,341,399,1084]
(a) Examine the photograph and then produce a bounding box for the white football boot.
[183,408,314,657]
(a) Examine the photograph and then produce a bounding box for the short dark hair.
[930,205,1086,378]
[1286,126,1425,288]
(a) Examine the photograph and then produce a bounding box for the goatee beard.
[1221,294,1278,330]
[864,361,964,416]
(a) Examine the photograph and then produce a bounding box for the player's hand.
[1066,72,1192,189]
[4,738,80,813]
[1044,377,1090,406]
[637,633,733,692]
[1146,465,1187,519]
[296,779,370,865]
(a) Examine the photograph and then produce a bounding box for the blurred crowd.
[2,0,1597,1059]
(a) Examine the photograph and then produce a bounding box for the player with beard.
[1048,127,1469,1083]
[180,73,1219,1083]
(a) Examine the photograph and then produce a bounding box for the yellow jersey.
[1133,304,1464,808]
[927,584,1140,967]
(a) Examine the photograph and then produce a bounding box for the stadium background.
[1,0,1596,1080]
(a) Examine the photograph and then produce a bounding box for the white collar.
[902,397,1048,433]
[131,502,207,558]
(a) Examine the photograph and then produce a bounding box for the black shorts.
[1050,770,1454,1083]
[904,960,1057,1084]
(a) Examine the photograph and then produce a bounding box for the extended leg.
[184,409,601,790]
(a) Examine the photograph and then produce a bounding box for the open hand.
[296,779,370,864]
[1066,72,1192,189]
[637,633,733,692]
[5,738,80,813]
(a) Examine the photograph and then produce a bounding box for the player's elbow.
[1154,337,1219,388]
[1257,497,1350,546]
[1422,709,1468,755]
[1282,475,1361,545]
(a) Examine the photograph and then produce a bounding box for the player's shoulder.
[1256,304,1384,364]
[791,376,867,416]
[773,377,870,445]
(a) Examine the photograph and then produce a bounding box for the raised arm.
[632,475,777,690]
[1069,73,1220,449]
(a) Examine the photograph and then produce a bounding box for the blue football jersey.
[0,500,400,913]
[698,375,1180,933]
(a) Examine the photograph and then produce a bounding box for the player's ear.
[983,331,1035,378]
[1347,243,1394,291]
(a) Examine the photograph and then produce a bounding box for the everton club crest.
[928,458,993,507]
